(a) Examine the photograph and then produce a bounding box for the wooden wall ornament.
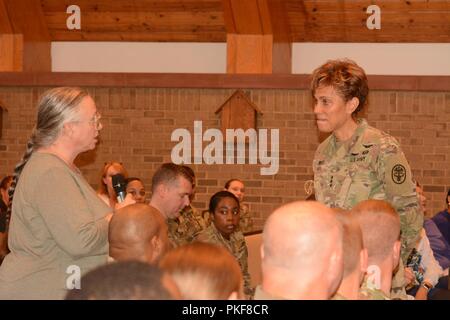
[215,89,263,136]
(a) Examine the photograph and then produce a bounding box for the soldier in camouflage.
[168,205,207,247]
[359,277,391,300]
[167,165,207,247]
[311,60,423,298]
[195,191,254,298]
[224,179,254,233]
[352,200,403,300]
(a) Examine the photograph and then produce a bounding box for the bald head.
[262,201,344,298]
[109,204,169,264]
[351,200,400,265]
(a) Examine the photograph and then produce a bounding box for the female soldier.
[311,59,423,298]
[196,191,253,298]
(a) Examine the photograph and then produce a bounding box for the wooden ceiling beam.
[1,0,51,71]
[0,0,22,71]
[223,0,291,74]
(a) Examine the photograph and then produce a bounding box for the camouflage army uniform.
[359,277,391,300]
[195,223,254,298]
[313,119,423,262]
[313,119,422,300]
[238,204,254,233]
[168,205,206,248]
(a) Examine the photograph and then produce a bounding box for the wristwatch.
[421,282,433,291]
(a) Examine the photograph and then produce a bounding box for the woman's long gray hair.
[6,87,89,227]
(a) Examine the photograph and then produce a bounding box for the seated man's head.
[334,210,368,299]
[209,191,240,240]
[261,201,344,300]
[159,242,243,300]
[109,203,169,264]
[150,163,193,220]
[65,261,180,300]
[351,200,401,294]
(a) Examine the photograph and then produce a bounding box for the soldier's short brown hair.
[159,242,243,299]
[351,200,400,263]
[311,59,369,116]
[151,163,194,193]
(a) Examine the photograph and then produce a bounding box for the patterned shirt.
[195,223,253,297]
[313,118,423,262]
[359,277,391,300]
[168,205,206,248]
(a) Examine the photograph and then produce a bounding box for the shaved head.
[351,200,400,264]
[262,201,344,298]
[109,203,169,264]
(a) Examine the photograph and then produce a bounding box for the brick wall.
[1,87,449,230]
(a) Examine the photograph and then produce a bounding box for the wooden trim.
[3,0,51,71]
[0,72,449,91]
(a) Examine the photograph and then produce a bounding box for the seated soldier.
[167,165,206,247]
[333,210,368,300]
[195,191,253,298]
[160,242,244,300]
[65,261,180,300]
[109,203,169,264]
[351,200,402,300]
[224,179,254,233]
[256,201,344,300]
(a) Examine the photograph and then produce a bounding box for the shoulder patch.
[391,164,406,184]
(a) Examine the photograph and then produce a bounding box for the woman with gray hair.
[0,87,132,299]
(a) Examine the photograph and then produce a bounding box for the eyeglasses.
[74,111,102,130]
[89,112,102,130]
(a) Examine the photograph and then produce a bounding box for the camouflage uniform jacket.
[238,204,254,233]
[168,205,206,248]
[195,223,253,297]
[313,118,423,262]
[359,277,390,300]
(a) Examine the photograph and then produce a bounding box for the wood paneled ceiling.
[20,0,450,42]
